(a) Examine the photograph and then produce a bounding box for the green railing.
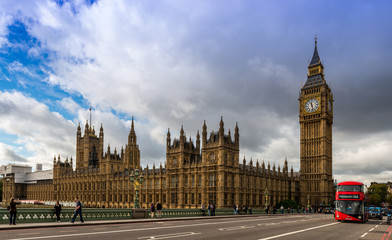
[0,208,132,224]
[148,208,269,218]
[0,208,305,224]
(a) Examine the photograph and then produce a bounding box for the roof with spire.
[303,36,326,89]
[309,36,321,66]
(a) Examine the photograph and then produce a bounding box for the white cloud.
[0,90,75,169]
[0,143,28,163]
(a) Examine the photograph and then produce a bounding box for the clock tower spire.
[299,37,334,207]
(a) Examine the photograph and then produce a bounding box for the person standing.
[54,201,62,222]
[150,203,155,218]
[156,202,162,219]
[8,197,20,225]
[233,204,237,215]
[280,205,284,214]
[71,197,84,223]
[212,203,216,216]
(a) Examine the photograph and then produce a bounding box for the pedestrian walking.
[156,202,162,219]
[150,203,155,218]
[212,203,216,216]
[54,201,62,222]
[280,205,284,214]
[233,204,237,215]
[71,197,84,223]
[266,205,270,215]
[201,203,206,216]
[208,203,211,216]
[8,197,20,225]
[249,206,252,215]
[244,205,248,214]
[236,205,239,215]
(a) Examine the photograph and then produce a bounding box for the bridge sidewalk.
[0,214,279,230]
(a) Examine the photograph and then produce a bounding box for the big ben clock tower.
[299,37,334,207]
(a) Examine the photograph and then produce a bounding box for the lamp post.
[307,195,311,212]
[130,169,144,209]
[264,188,269,210]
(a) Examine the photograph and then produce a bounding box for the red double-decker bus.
[335,181,369,222]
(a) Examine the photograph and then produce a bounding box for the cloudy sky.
[0,0,391,186]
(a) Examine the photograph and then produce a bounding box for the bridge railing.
[0,208,133,224]
[0,208,306,224]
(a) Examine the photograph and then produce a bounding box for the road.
[2,214,391,240]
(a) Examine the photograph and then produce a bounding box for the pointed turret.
[100,124,103,136]
[180,125,185,144]
[85,120,89,135]
[128,117,137,145]
[196,130,200,151]
[234,122,239,147]
[304,35,325,88]
[202,120,207,145]
[166,128,171,149]
[219,116,224,137]
[107,144,111,155]
[77,122,81,136]
[309,36,321,66]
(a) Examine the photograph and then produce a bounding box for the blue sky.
[0,0,391,185]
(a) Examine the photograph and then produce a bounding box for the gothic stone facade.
[2,118,300,209]
[2,41,333,208]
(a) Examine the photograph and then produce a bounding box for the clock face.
[305,98,319,113]
[328,99,332,112]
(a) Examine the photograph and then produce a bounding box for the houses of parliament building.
[1,40,334,209]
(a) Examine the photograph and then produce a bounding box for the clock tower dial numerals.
[304,98,319,113]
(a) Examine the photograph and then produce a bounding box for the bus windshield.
[336,200,363,215]
[337,185,362,192]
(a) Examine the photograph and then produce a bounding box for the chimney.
[36,164,43,172]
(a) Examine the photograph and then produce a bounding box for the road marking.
[17,233,41,236]
[219,225,255,231]
[137,232,201,239]
[361,233,368,238]
[258,222,340,240]
[59,230,77,233]
[5,216,308,240]
[369,228,374,231]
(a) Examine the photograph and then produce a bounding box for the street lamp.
[130,169,144,209]
[264,188,269,210]
[307,195,310,212]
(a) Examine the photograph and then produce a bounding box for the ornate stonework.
[299,38,334,206]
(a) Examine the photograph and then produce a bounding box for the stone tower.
[76,121,104,169]
[123,117,141,170]
[299,37,334,206]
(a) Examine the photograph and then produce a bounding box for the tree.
[369,193,382,206]
[368,184,389,202]
[276,199,298,209]
[386,194,392,205]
